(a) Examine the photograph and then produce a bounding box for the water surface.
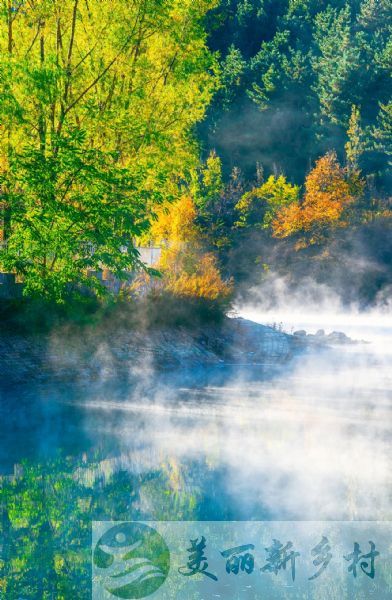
[0,313,391,597]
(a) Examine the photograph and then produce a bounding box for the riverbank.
[0,314,358,386]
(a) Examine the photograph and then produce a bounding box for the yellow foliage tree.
[148,196,198,246]
[235,175,301,229]
[160,249,232,301]
[138,196,232,302]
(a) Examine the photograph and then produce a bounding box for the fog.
[2,281,391,526]
[65,287,391,522]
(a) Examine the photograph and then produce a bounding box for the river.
[0,310,391,597]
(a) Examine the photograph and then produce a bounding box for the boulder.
[293,330,307,337]
[327,331,351,344]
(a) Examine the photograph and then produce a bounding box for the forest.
[0,4,391,597]
[0,0,391,312]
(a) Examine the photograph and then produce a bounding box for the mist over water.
[83,292,391,521]
[232,280,392,519]
[2,287,390,525]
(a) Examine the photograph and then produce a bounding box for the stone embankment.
[0,317,357,385]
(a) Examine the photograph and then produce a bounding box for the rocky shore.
[0,317,358,385]
[292,327,360,345]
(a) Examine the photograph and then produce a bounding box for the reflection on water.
[0,313,391,597]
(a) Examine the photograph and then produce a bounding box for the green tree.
[0,0,217,300]
[373,101,392,169]
[312,6,360,127]
[235,174,301,229]
[203,0,391,185]
[217,45,247,108]
[196,160,246,251]
[345,105,365,172]
[357,0,392,31]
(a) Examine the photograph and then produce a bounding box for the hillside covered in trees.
[198,0,392,306]
[0,0,391,313]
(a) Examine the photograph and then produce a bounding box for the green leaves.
[235,175,301,230]
[206,0,391,185]
[0,0,217,301]
[1,127,160,299]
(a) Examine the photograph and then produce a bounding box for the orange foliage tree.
[272,151,364,245]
